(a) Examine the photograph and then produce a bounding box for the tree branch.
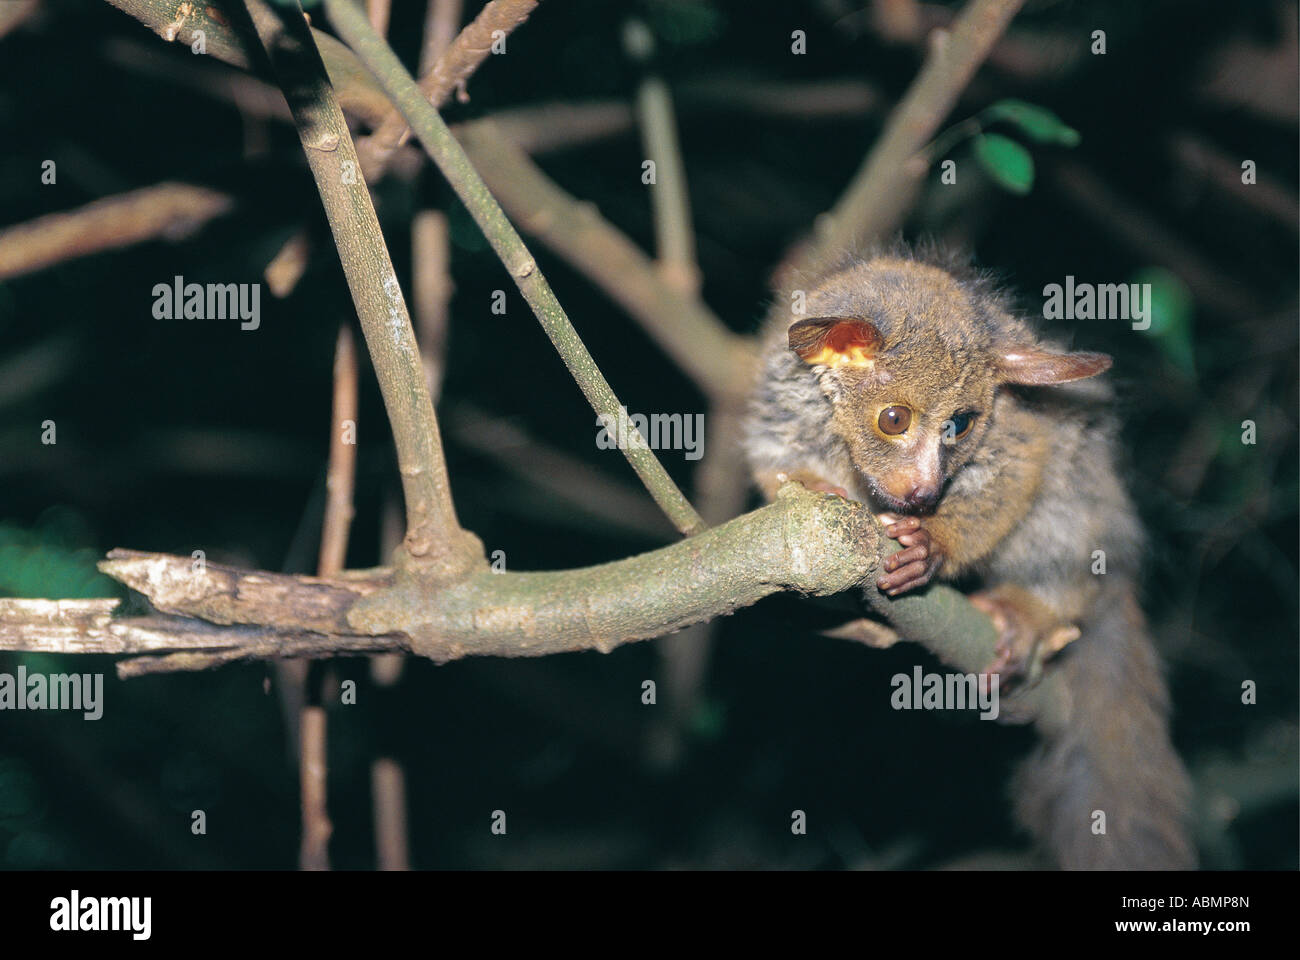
[0,487,981,670]
[0,183,233,280]
[359,0,539,177]
[625,18,699,297]
[238,0,482,576]
[324,0,704,536]
[103,0,394,124]
[456,121,755,401]
[319,324,360,576]
[785,0,1026,279]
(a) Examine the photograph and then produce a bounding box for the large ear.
[788,317,883,368]
[995,346,1112,385]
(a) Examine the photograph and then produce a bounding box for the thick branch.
[0,489,971,664]
[3,490,1015,729]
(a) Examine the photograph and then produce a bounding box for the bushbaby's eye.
[944,411,977,442]
[878,405,912,436]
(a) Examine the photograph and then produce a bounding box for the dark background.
[0,0,1295,869]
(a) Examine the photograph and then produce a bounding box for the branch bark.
[239,0,481,576]
[0,488,1005,711]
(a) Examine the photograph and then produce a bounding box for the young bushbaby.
[743,246,1195,869]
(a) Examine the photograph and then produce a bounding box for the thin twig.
[365,0,391,35]
[626,19,699,297]
[299,705,333,870]
[293,322,361,872]
[319,324,359,576]
[863,0,1080,80]
[785,0,1027,280]
[371,757,411,870]
[264,228,313,298]
[411,210,453,401]
[360,0,540,178]
[419,0,464,75]
[0,183,232,280]
[325,0,704,536]
[0,0,38,38]
[1170,133,1298,232]
[456,121,755,402]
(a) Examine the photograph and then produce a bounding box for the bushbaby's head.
[788,256,1110,514]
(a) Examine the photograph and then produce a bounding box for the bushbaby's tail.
[1013,587,1195,869]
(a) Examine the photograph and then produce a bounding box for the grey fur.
[743,246,1195,869]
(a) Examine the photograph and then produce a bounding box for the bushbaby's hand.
[876,515,943,596]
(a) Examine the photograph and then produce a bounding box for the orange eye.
[878,405,912,436]
[945,411,977,441]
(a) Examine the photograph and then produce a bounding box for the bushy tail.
[1013,588,1196,870]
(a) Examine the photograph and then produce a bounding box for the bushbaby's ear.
[995,346,1112,385]
[788,318,883,368]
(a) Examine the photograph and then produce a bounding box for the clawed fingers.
[884,515,922,538]
[882,543,929,572]
[877,562,931,595]
[877,560,933,595]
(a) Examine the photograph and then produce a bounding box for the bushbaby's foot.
[805,479,850,498]
[969,586,1080,689]
[876,515,943,595]
[756,469,849,501]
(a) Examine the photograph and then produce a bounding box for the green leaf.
[1132,266,1195,380]
[0,519,119,599]
[974,134,1035,195]
[986,99,1081,146]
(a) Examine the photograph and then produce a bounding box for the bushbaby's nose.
[905,484,940,511]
